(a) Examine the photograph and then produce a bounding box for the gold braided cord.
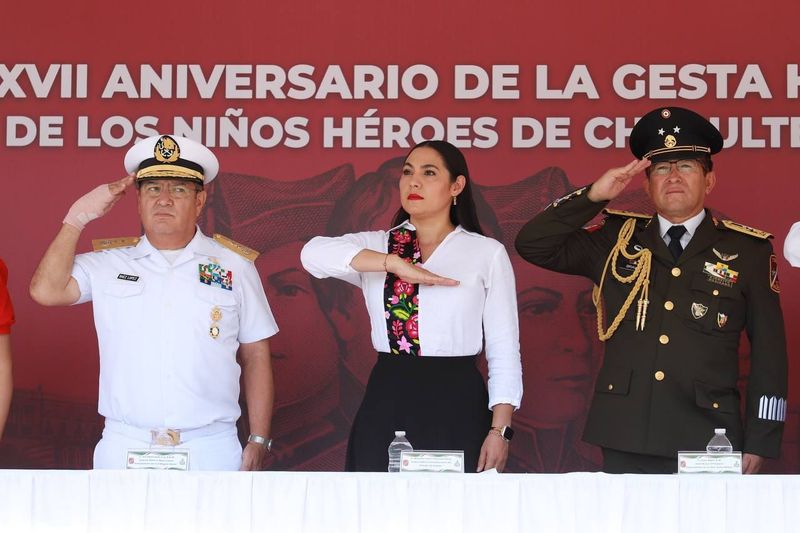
[593,218,652,341]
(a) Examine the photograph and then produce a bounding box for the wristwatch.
[492,426,514,442]
[247,433,273,452]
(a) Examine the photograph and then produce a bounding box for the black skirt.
[345,352,492,472]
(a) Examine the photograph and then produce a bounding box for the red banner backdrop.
[2,1,798,472]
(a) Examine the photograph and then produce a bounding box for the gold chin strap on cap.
[593,218,652,341]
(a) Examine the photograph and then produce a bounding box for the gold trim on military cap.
[643,145,711,160]
[125,134,219,186]
[630,107,722,163]
[136,164,205,183]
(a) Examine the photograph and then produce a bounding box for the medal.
[209,306,222,339]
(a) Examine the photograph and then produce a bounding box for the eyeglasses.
[649,159,704,177]
[140,182,200,199]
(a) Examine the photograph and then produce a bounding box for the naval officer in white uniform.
[30,134,278,470]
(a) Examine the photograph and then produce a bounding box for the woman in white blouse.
[786,221,800,267]
[301,141,522,472]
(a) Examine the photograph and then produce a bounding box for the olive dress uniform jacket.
[515,187,787,459]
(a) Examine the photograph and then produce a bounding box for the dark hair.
[390,140,485,235]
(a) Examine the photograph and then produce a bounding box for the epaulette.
[602,208,652,220]
[213,234,259,261]
[720,220,772,239]
[92,237,140,251]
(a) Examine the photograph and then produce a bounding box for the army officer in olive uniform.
[515,107,787,474]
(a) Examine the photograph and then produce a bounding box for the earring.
[452,195,458,206]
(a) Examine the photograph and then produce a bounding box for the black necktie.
[667,225,687,261]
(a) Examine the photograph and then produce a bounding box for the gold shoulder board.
[92,236,140,251]
[721,220,773,239]
[603,209,652,220]
[213,234,260,261]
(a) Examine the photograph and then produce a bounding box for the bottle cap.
[395,431,406,437]
[714,428,726,434]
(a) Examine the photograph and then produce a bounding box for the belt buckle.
[150,428,181,446]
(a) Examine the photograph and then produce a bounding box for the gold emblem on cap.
[661,109,671,119]
[154,135,180,163]
[664,134,677,148]
[211,306,223,322]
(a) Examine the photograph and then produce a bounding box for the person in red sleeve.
[0,259,14,439]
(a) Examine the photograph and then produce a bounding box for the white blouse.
[785,221,800,267]
[301,221,522,409]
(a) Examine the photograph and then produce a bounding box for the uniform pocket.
[195,284,239,329]
[594,365,632,396]
[694,380,739,414]
[103,280,145,298]
[195,284,238,307]
[684,274,743,336]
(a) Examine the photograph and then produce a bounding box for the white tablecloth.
[1,470,798,533]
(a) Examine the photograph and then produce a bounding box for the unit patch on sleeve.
[770,254,780,293]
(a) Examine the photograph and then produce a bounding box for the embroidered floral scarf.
[384,226,421,356]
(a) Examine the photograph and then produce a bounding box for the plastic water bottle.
[388,431,413,472]
[706,428,733,453]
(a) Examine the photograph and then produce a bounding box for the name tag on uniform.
[126,448,190,471]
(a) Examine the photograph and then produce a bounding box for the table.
[1,470,799,533]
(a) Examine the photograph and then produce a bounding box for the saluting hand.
[386,254,459,286]
[63,174,135,231]
[586,159,651,203]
